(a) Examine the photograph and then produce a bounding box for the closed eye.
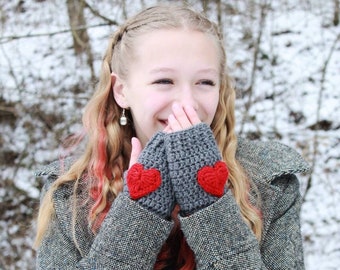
[197,80,216,86]
[153,78,173,85]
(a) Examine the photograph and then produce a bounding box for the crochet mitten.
[165,123,229,216]
[123,132,174,219]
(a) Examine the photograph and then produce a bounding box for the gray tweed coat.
[36,137,310,269]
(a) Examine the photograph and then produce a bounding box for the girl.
[34,4,310,269]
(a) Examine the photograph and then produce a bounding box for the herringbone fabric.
[36,136,310,269]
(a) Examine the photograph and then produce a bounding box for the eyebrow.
[149,67,175,74]
[196,68,219,75]
[149,67,219,75]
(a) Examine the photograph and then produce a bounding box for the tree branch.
[239,0,269,134]
[82,0,120,25]
[302,33,340,202]
[0,23,111,44]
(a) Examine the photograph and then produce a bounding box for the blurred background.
[0,0,339,269]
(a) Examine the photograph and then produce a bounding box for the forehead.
[131,28,220,68]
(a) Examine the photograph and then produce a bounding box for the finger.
[172,103,192,129]
[129,137,143,169]
[168,113,182,132]
[163,125,172,133]
[184,105,201,125]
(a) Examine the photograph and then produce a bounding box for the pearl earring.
[120,108,127,126]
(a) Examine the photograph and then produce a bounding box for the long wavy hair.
[34,4,262,269]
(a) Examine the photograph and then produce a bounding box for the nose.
[176,85,198,111]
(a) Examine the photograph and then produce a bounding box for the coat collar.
[236,137,310,243]
[236,137,310,183]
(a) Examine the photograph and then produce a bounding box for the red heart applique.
[127,163,162,199]
[197,161,229,197]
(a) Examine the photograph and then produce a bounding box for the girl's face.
[113,29,220,147]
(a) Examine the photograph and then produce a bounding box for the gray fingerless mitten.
[123,132,174,219]
[165,123,229,216]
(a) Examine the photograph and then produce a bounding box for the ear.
[111,72,128,108]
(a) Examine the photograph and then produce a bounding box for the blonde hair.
[34,4,262,250]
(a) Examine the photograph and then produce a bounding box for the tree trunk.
[66,0,95,81]
[334,0,339,26]
[66,0,90,55]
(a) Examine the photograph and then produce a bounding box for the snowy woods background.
[0,0,339,269]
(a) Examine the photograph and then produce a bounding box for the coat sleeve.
[259,174,305,269]
[179,174,304,270]
[36,190,173,269]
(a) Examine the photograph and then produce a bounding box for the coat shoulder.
[236,137,310,183]
[35,157,76,199]
[35,157,75,177]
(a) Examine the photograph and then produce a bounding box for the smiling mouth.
[159,119,168,126]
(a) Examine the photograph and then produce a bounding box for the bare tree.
[66,0,90,55]
[239,0,270,135]
[303,33,340,202]
[66,0,95,81]
[201,0,209,13]
[334,0,339,26]
[216,0,222,28]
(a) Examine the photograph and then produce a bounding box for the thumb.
[129,137,143,169]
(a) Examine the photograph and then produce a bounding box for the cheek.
[205,94,220,123]
[208,93,220,112]
[146,99,163,109]
[145,94,171,111]
[131,94,170,118]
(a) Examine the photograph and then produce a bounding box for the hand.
[123,133,175,219]
[164,103,201,133]
[164,123,229,216]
